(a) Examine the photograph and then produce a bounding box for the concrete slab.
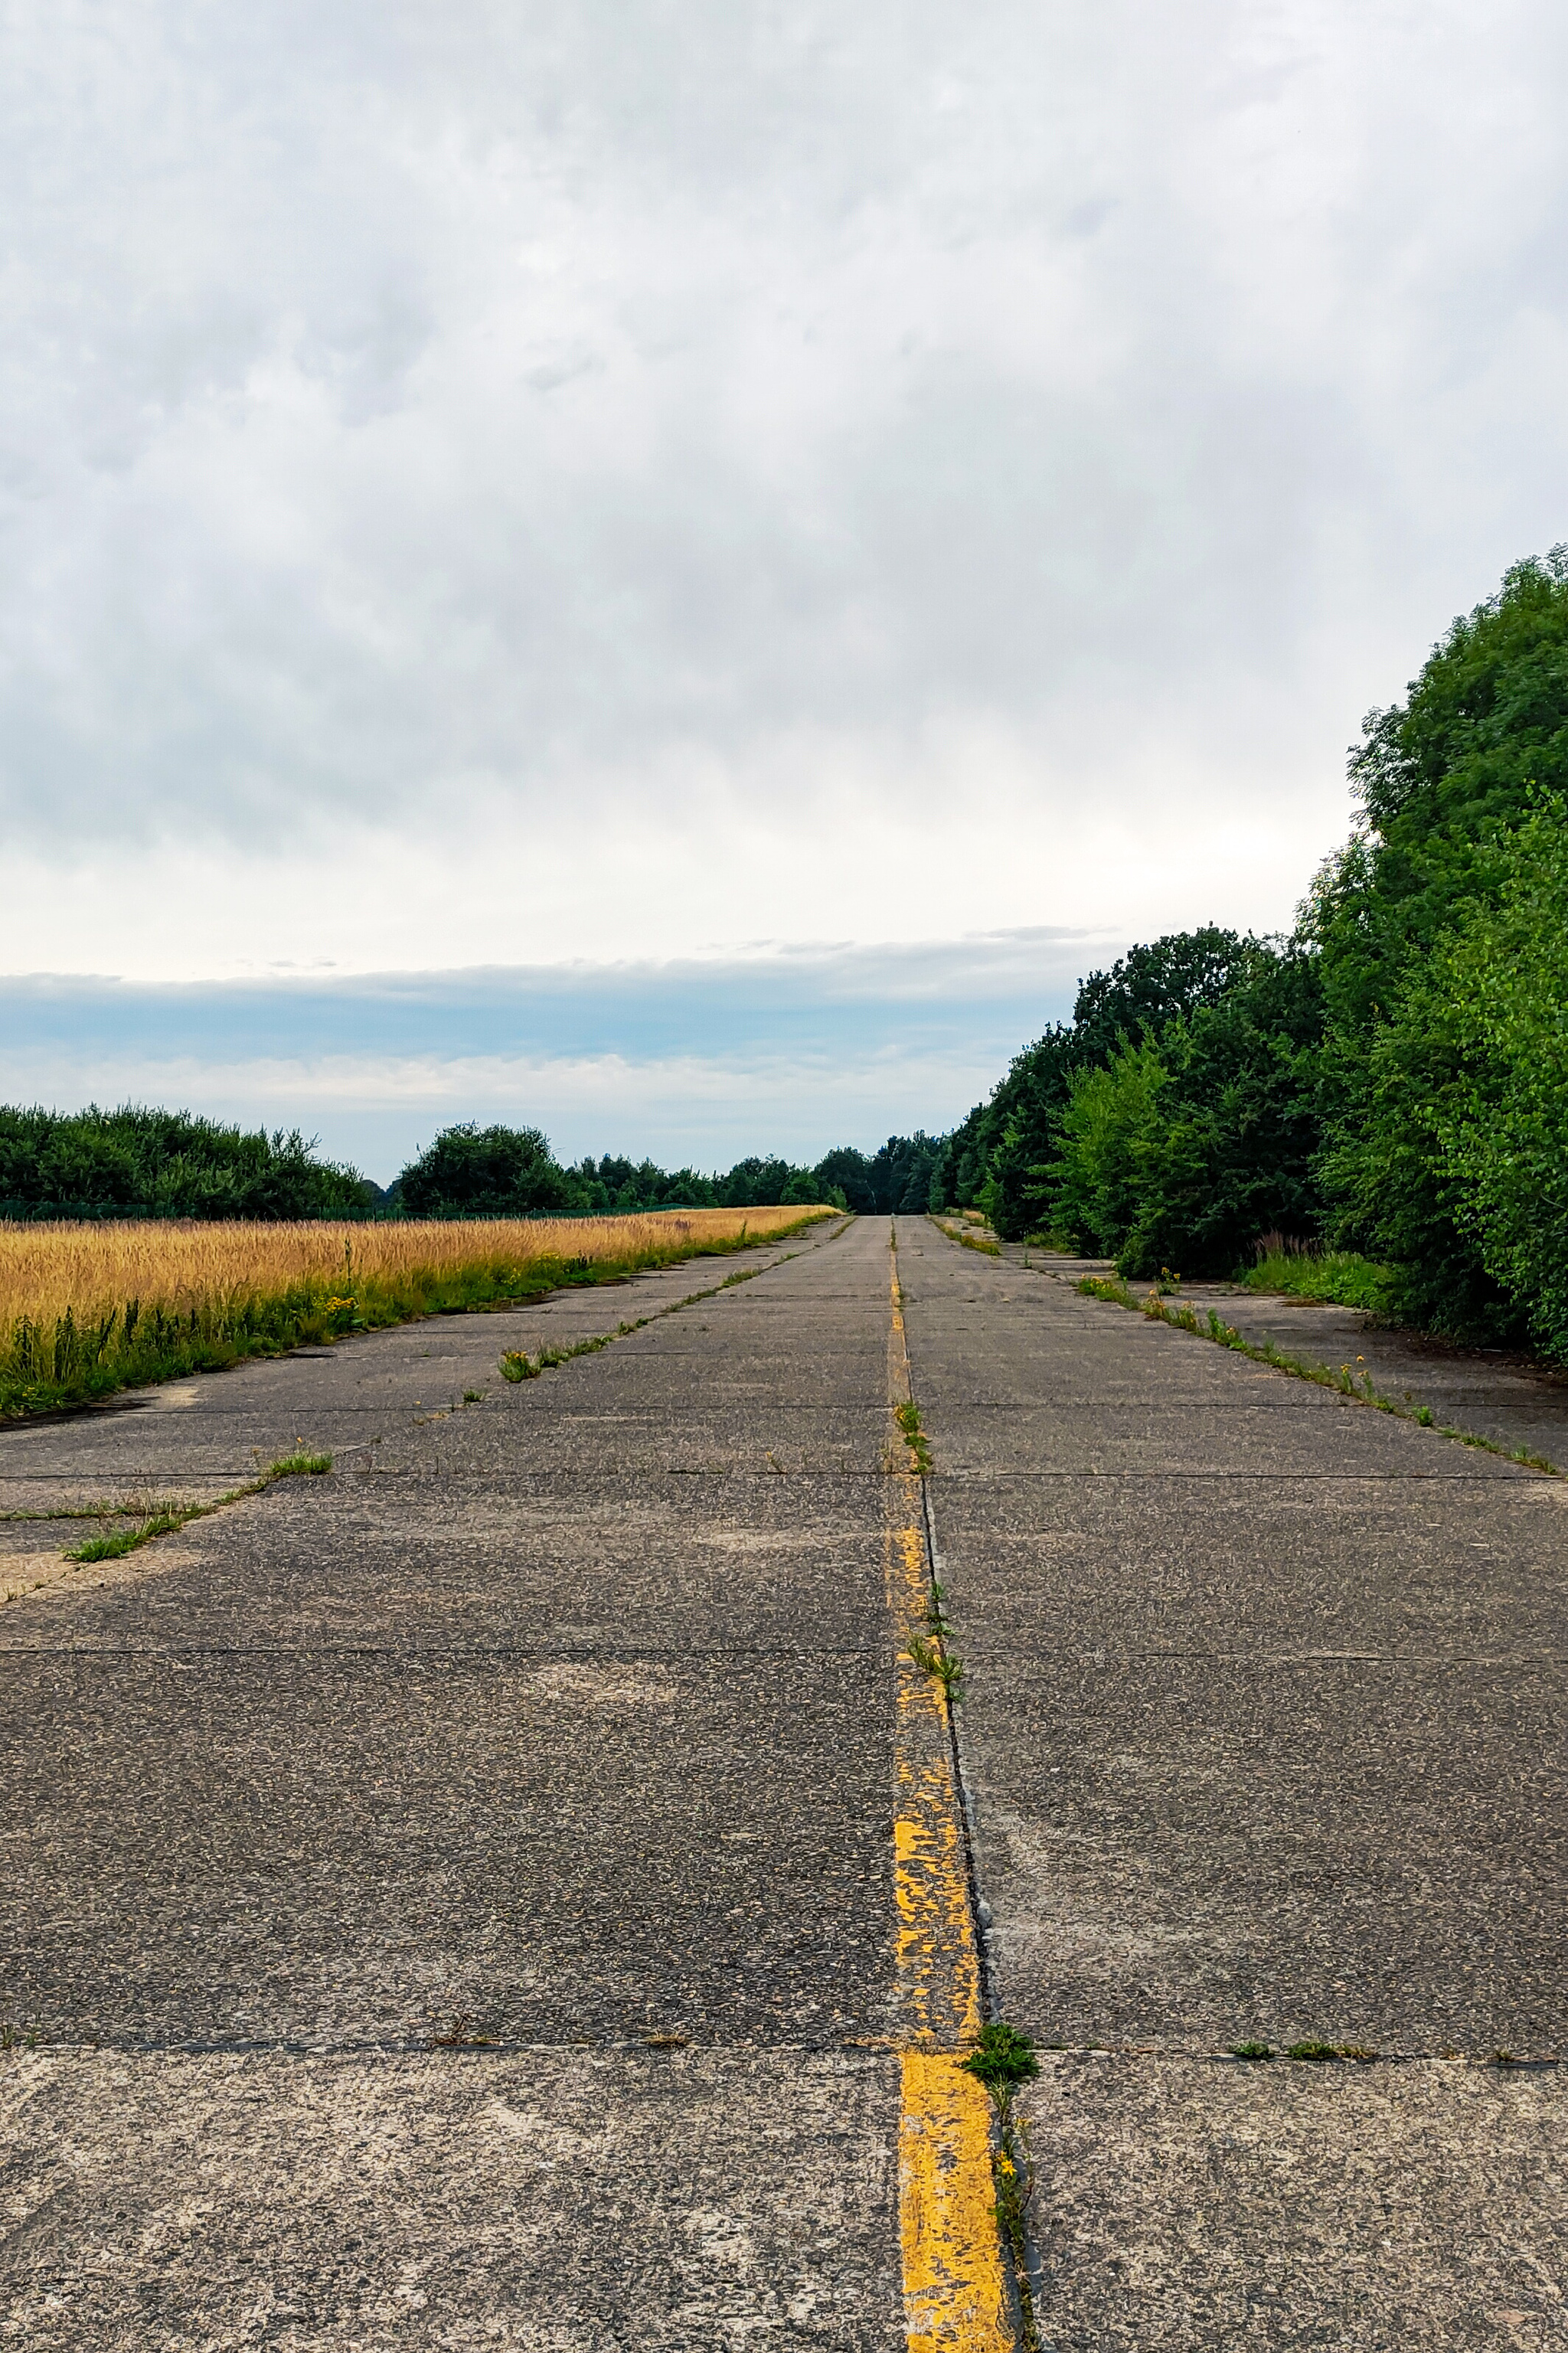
[2,1644,898,2050]
[2,1474,895,1655]
[914,1397,1525,1479]
[929,1476,1568,1661]
[1022,2053,1566,2351]
[955,1648,1563,2051]
[0,2047,903,2351]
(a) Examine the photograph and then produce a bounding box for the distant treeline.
[936,547,1568,1361]
[0,1103,940,1228]
[390,1125,942,1218]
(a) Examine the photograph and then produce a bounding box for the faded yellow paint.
[887,1228,1013,2346]
[894,1764,983,2047]
[900,2051,1015,2353]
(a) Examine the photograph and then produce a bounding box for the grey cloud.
[0,0,1564,883]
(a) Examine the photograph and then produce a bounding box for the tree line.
[387,1126,943,1217]
[0,1103,941,1226]
[933,547,1568,1361]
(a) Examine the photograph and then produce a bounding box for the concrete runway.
[1,1214,1562,2347]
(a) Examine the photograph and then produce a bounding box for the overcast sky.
[5,2,1566,1168]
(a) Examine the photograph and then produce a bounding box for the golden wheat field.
[0,1206,825,1332]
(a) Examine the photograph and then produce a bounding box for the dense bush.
[1045,944,1324,1276]
[0,1106,376,1220]
[1307,549,1568,1342]
[1406,797,1568,1354]
[398,1123,583,1217]
[929,929,1256,1237]
[933,547,1568,1351]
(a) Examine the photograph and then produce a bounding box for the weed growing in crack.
[1230,2041,1275,2060]
[68,1508,188,1563]
[61,1449,332,1568]
[931,1214,1003,1257]
[495,1251,797,1389]
[906,1632,963,1695]
[894,1398,933,1474]
[1080,1273,1135,1307]
[961,2021,1042,2349]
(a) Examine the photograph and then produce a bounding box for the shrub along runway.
[2,1213,1563,2345]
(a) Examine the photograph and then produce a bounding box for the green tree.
[1423,799,1568,1357]
[936,928,1253,1238]
[0,1105,374,1220]
[1312,548,1568,1335]
[398,1123,583,1217]
[1048,1042,1168,1257]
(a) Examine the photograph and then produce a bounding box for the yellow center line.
[888,1236,1014,2351]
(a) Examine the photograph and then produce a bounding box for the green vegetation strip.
[2,1451,337,1609]
[1077,1275,1560,1474]
[931,1215,1003,1257]
[962,2023,1044,2351]
[1243,1250,1397,1313]
[64,1452,335,1565]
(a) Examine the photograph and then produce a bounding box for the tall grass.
[0,1206,832,1423]
[1244,1238,1396,1313]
